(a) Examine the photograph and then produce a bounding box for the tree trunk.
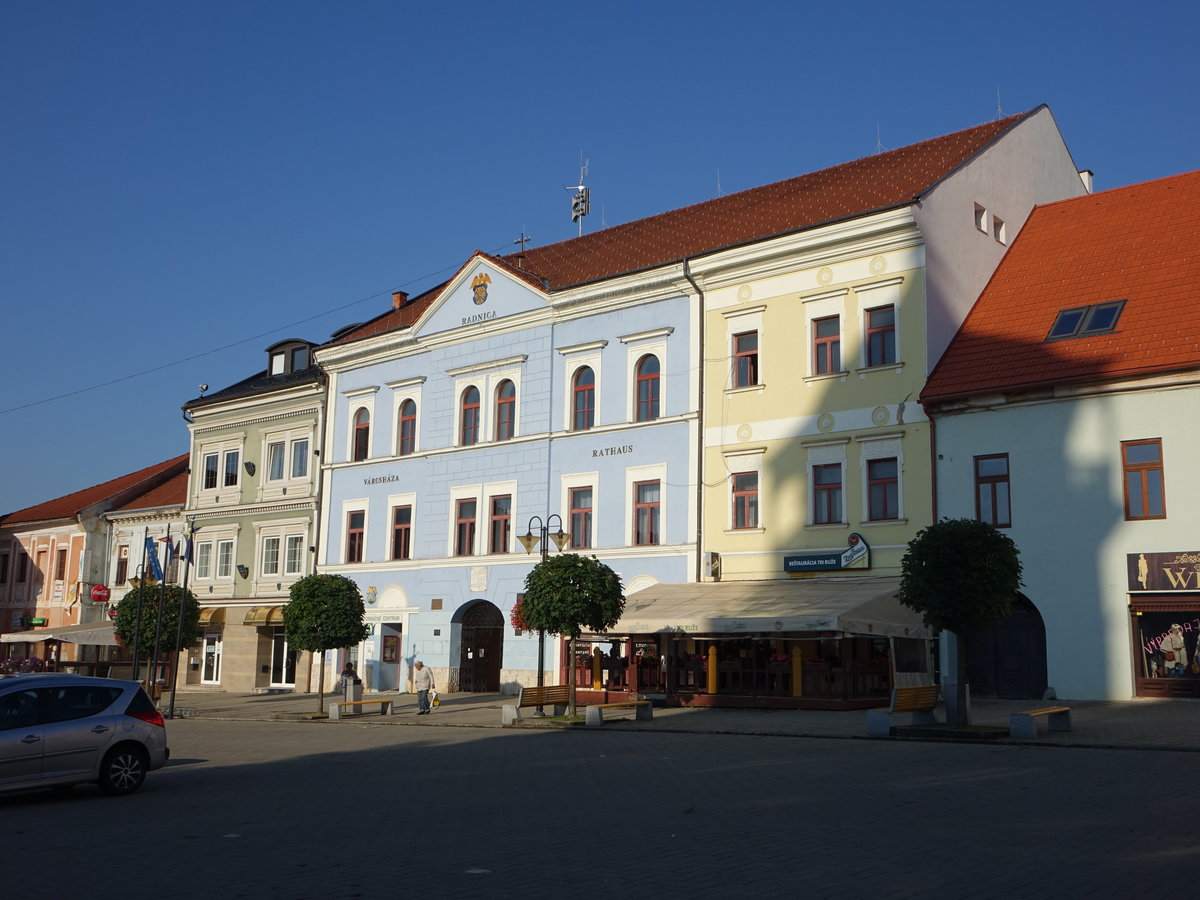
[568,635,577,718]
[317,652,327,714]
[950,629,969,727]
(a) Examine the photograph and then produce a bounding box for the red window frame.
[352,408,370,461]
[455,499,477,556]
[731,472,758,529]
[391,506,412,560]
[346,510,365,563]
[812,464,842,525]
[813,316,840,375]
[398,400,417,456]
[633,480,660,546]
[635,354,660,422]
[867,458,898,521]
[54,548,67,581]
[733,331,758,388]
[1122,439,1165,520]
[974,454,1011,527]
[460,386,480,446]
[495,380,516,441]
[489,495,511,554]
[569,486,593,549]
[572,366,595,431]
[865,305,896,367]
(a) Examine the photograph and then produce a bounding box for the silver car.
[0,674,169,796]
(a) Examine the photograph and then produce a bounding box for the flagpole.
[167,520,195,719]
[149,525,171,702]
[130,533,150,681]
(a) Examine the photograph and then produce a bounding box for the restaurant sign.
[785,533,870,573]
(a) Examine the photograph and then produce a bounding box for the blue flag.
[145,536,164,581]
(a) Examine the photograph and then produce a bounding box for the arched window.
[460,386,481,446]
[635,354,660,422]
[495,380,516,441]
[572,366,595,431]
[398,399,417,456]
[352,408,370,461]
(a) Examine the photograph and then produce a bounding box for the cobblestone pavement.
[3,713,1195,899]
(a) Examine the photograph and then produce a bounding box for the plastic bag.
[430,689,440,708]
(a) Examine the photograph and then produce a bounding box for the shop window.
[975,454,1011,527]
[1123,439,1165,520]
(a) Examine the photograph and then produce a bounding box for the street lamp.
[519,514,568,715]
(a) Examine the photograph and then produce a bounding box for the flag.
[145,536,164,581]
[180,533,194,565]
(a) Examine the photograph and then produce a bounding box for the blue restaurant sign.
[784,533,870,573]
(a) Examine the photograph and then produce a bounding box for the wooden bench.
[585,700,653,727]
[501,685,571,724]
[1009,705,1072,740]
[866,684,940,736]
[329,698,393,721]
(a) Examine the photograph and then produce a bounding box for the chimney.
[392,291,408,309]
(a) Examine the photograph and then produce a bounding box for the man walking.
[413,661,435,715]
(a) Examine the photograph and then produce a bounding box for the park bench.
[1009,705,1072,740]
[329,697,394,721]
[584,699,653,727]
[866,684,940,736]
[501,685,571,724]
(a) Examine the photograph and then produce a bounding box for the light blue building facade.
[316,253,699,695]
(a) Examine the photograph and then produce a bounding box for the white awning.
[613,575,930,640]
[0,621,118,646]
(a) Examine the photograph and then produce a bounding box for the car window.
[0,689,38,731]
[37,686,123,724]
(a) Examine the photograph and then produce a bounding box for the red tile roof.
[0,455,189,526]
[923,170,1200,403]
[337,110,1037,346]
[108,469,189,514]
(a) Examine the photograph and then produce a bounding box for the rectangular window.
[867,458,899,521]
[267,442,286,481]
[865,306,896,367]
[203,453,219,490]
[813,464,842,525]
[16,553,28,582]
[733,331,759,388]
[291,439,309,479]
[114,546,128,585]
[633,480,661,546]
[489,495,511,554]
[731,472,759,529]
[1123,439,1165,520]
[262,537,281,576]
[975,454,1011,527]
[216,540,234,578]
[346,511,365,563]
[455,499,477,556]
[55,549,67,581]
[285,535,304,575]
[196,542,213,579]
[391,506,412,560]
[569,487,593,550]
[813,316,841,375]
[0,553,8,586]
[223,450,240,487]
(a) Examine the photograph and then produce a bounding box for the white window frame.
[447,357,526,447]
[723,449,765,534]
[624,463,667,547]
[192,525,239,583]
[857,434,905,524]
[484,478,518,555]
[802,290,848,381]
[388,377,426,456]
[556,341,606,431]
[722,306,764,391]
[805,439,849,527]
[620,328,672,424]
[261,427,315,499]
[343,386,379,463]
[254,517,310,589]
[560,471,600,551]
[854,279,904,372]
[195,437,245,505]
[216,539,235,579]
[340,498,369,567]
[448,484,484,558]
[387,490,418,561]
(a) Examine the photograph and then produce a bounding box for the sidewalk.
[166,689,1200,751]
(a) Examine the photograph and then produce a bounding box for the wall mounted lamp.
[236,564,250,579]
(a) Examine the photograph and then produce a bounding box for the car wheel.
[98,745,148,796]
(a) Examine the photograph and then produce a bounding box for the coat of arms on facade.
[471,272,492,305]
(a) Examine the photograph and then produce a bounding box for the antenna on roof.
[995,86,1004,120]
[513,230,532,253]
[874,123,887,154]
[565,153,590,237]
[716,168,724,197]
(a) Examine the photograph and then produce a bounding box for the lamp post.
[518,514,568,715]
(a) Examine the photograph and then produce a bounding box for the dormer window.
[1046,300,1126,341]
[266,339,314,376]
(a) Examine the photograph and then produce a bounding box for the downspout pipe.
[682,260,705,583]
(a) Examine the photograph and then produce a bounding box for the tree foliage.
[520,554,625,639]
[283,574,371,653]
[113,583,201,656]
[898,518,1023,634]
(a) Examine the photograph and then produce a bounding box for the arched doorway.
[965,593,1048,699]
[458,601,503,692]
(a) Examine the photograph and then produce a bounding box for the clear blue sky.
[0,0,1192,515]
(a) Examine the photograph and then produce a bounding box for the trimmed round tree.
[520,553,624,715]
[114,583,201,679]
[283,574,371,712]
[897,518,1023,726]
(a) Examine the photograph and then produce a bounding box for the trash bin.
[344,680,363,703]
